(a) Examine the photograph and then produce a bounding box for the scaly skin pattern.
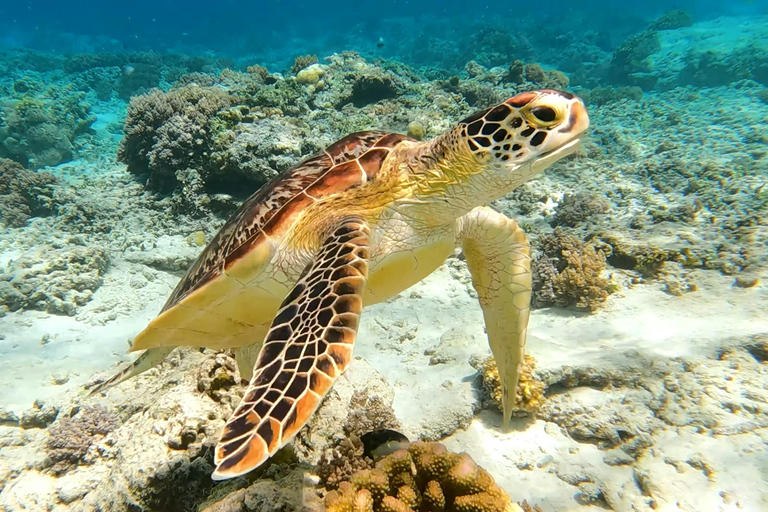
[93,90,589,480]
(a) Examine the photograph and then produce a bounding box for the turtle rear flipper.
[212,218,370,480]
[88,346,175,396]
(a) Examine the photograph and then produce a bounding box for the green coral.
[324,442,522,512]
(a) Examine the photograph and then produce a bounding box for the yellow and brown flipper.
[212,218,370,479]
[458,206,532,428]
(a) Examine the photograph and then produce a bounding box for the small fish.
[360,429,410,461]
[123,65,135,76]
[376,37,385,48]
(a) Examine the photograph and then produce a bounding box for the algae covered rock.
[44,405,119,475]
[0,245,109,315]
[325,441,522,512]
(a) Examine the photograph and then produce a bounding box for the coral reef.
[317,435,374,491]
[324,441,521,512]
[607,30,661,88]
[45,405,119,475]
[0,86,95,168]
[0,245,109,315]
[581,86,643,106]
[0,158,56,227]
[316,388,402,490]
[472,355,545,414]
[551,192,609,228]
[345,390,402,438]
[532,229,610,312]
[117,84,234,192]
[649,10,693,31]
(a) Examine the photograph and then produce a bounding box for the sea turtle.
[92,89,589,480]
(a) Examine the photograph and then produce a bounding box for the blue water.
[1,1,765,68]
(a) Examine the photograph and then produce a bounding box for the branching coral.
[551,192,609,228]
[117,84,233,192]
[46,405,119,475]
[324,441,522,512]
[472,355,545,414]
[532,228,610,312]
[0,158,56,227]
[291,54,318,74]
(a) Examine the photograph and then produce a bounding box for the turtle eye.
[531,106,556,123]
[523,103,563,128]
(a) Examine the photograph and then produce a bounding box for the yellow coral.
[476,355,545,413]
[296,63,324,85]
[186,230,206,247]
[325,442,523,512]
[407,120,426,140]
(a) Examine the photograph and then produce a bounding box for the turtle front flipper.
[457,206,532,428]
[212,218,370,480]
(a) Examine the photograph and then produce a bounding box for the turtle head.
[458,89,589,193]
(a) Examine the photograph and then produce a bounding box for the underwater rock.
[198,467,308,511]
[0,245,109,315]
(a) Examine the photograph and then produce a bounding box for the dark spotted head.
[459,89,589,182]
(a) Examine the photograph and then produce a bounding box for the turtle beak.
[530,96,589,173]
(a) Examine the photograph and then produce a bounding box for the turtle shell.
[130,130,412,352]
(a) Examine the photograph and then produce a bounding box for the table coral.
[324,441,522,512]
